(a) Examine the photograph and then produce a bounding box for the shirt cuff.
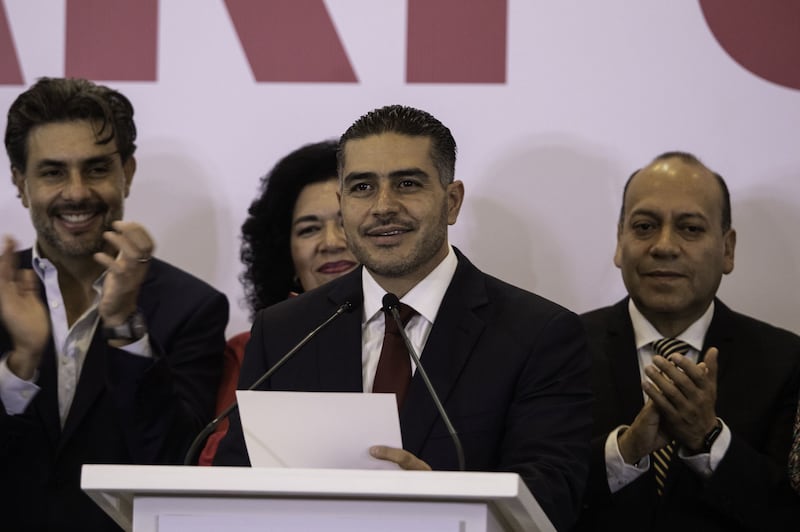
[605,425,649,493]
[677,418,731,478]
[0,354,40,415]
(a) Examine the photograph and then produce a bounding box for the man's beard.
[348,203,448,278]
[32,199,117,258]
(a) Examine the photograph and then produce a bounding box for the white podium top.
[81,465,555,532]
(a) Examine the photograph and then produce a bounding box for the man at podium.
[215,104,592,531]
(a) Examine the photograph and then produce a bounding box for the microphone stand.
[183,301,353,465]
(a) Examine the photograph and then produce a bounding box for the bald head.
[619,152,731,233]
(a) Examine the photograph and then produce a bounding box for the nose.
[371,182,400,217]
[61,170,91,201]
[319,220,346,252]
[650,226,680,258]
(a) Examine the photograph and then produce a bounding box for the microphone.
[382,293,465,472]
[183,300,354,465]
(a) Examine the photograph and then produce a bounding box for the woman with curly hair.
[200,140,358,464]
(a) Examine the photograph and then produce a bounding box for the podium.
[81,465,555,532]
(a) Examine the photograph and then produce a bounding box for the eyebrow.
[33,151,120,170]
[293,214,322,226]
[629,208,709,222]
[342,167,430,184]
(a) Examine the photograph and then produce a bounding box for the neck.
[369,245,449,298]
[371,274,420,299]
[642,311,700,339]
[37,243,106,292]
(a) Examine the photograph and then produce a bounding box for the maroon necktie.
[373,303,416,408]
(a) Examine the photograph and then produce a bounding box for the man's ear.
[613,224,623,269]
[123,157,136,197]
[446,180,465,225]
[722,228,736,275]
[11,167,28,208]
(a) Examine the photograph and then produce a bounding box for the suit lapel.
[18,250,62,448]
[34,340,62,448]
[316,268,364,392]
[58,263,161,449]
[604,300,646,424]
[58,329,107,449]
[701,299,736,382]
[400,253,487,456]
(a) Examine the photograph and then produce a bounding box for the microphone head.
[340,301,354,313]
[382,293,401,312]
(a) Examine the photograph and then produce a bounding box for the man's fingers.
[702,347,720,382]
[369,445,431,471]
[0,235,19,283]
[17,269,39,294]
[107,221,155,261]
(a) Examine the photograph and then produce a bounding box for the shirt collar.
[362,245,458,325]
[31,242,107,291]
[628,298,714,351]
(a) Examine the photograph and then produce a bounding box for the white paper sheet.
[236,391,403,470]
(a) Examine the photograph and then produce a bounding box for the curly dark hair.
[5,77,137,172]
[240,140,339,318]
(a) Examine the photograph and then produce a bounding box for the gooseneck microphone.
[382,293,465,472]
[183,300,353,465]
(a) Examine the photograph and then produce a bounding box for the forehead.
[624,159,723,221]
[25,120,117,166]
[342,133,436,175]
[293,179,340,217]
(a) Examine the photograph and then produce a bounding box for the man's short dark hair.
[619,151,732,233]
[338,104,456,186]
[5,77,137,172]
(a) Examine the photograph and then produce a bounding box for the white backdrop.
[1,1,799,338]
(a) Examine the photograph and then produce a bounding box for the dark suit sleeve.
[699,365,800,528]
[105,286,228,464]
[501,309,593,532]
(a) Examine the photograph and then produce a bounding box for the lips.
[643,270,686,280]
[50,201,107,233]
[644,270,685,278]
[363,224,413,245]
[318,260,357,274]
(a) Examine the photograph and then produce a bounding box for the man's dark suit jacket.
[576,298,800,531]
[0,249,228,531]
[215,251,592,531]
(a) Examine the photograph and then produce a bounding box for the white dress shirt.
[605,299,731,492]
[360,245,458,393]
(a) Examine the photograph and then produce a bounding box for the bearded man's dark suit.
[575,298,800,531]
[0,249,228,531]
[215,250,592,532]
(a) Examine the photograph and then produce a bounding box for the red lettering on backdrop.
[406,0,507,83]
[0,1,22,84]
[225,0,356,82]
[700,0,800,90]
[65,0,158,81]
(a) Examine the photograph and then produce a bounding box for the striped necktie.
[651,337,692,496]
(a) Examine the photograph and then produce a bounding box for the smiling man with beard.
[215,104,592,532]
[0,78,228,531]
[575,152,800,531]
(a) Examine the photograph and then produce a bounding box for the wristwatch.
[701,419,723,453]
[102,311,148,341]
